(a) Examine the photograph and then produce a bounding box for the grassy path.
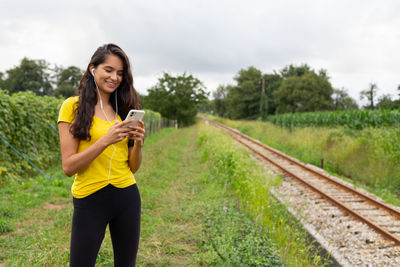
[0,125,227,266]
[0,122,323,266]
[136,124,208,265]
[0,126,207,266]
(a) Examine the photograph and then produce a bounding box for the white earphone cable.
[93,69,118,184]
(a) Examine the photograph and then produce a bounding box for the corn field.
[268,109,400,129]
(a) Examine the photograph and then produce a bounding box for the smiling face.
[91,54,124,95]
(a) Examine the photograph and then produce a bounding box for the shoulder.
[60,96,79,111]
[58,96,79,123]
[63,96,79,106]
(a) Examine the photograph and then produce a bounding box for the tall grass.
[199,123,331,266]
[208,115,400,206]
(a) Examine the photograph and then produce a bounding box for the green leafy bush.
[142,109,161,122]
[0,90,62,182]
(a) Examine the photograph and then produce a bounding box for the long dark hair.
[71,43,141,140]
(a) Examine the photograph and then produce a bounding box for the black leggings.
[70,184,141,267]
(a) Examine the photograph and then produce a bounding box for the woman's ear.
[89,64,95,76]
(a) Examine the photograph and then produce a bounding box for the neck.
[97,91,111,107]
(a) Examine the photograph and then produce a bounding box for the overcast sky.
[1,0,399,104]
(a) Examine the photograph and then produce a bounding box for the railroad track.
[205,118,400,250]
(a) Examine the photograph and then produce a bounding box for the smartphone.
[124,110,145,127]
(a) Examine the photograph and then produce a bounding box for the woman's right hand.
[101,119,135,146]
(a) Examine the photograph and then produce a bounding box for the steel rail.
[206,119,400,245]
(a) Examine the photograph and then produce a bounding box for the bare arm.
[128,143,142,174]
[58,119,135,177]
[127,120,146,174]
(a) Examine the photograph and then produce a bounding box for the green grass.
[200,203,283,266]
[0,166,71,233]
[135,123,206,265]
[0,121,328,266]
[0,167,73,265]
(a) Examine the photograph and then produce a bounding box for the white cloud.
[0,14,105,70]
[0,0,399,102]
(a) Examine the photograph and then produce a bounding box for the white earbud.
[91,68,95,76]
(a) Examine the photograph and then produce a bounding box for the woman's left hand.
[127,120,146,147]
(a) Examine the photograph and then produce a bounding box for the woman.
[58,43,145,266]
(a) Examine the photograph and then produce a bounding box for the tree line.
[1,58,400,126]
[0,58,209,127]
[0,57,82,98]
[208,65,400,120]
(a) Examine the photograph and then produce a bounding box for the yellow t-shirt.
[58,96,135,198]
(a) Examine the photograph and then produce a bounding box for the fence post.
[144,122,148,138]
